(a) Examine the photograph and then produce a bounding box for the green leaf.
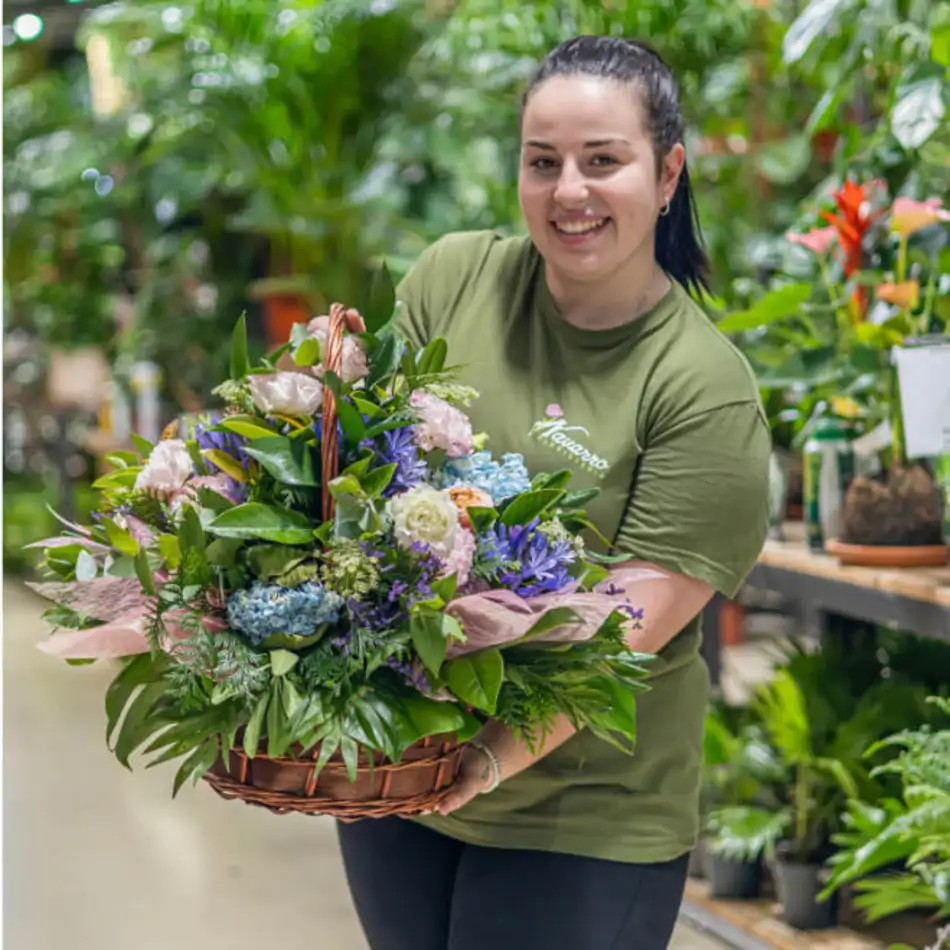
[500,489,565,527]
[243,693,268,757]
[134,548,156,596]
[444,649,504,714]
[243,436,320,487]
[329,474,363,498]
[392,695,466,750]
[106,655,161,744]
[782,0,851,64]
[417,338,448,376]
[92,469,139,490]
[342,453,374,481]
[216,415,279,440]
[259,628,327,651]
[366,332,403,389]
[205,537,244,567]
[335,398,367,442]
[208,503,314,544]
[932,22,950,67]
[558,488,600,510]
[267,684,291,757]
[158,534,181,570]
[201,449,249,483]
[270,650,299,677]
[246,544,308,580]
[172,740,221,798]
[466,506,498,534]
[891,71,946,151]
[179,507,205,556]
[590,675,638,740]
[132,434,154,459]
[410,611,448,676]
[113,681,167,769]
[539,469,573,491]
[293,336,321,367]
[357,262,396,334]
[361,463,397,499]
[340,736,360,783]
[716,284,812,333]
[75,549,98,581]
[105,451,139,469]
[229,312,251,379]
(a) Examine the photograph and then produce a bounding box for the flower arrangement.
[29,299,654,815]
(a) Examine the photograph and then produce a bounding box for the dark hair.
[522,36,711,298]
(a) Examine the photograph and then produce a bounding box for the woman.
[337,35,770,950]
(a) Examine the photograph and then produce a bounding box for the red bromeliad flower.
[820,179,886,319]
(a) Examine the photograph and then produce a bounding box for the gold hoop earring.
[660,197,672,217]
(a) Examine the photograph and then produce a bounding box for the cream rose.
[249,371,324,417]
[307,315,369,383]
[388,485,460,557]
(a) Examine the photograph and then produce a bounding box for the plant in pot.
[753,668,865,930]
[784,184,950,567]
[820,696,950,931]
[700,701,788,898]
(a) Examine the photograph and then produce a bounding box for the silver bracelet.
[468,738,501,793]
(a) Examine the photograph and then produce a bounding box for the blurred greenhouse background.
[4,0,948,570]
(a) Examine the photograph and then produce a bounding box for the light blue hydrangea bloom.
[436,451,531,504]
[226,580,344,646]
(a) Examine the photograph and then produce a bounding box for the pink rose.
[409,390,474,458]
[134,439,194,498]
[441,528,476,587]
[307,315,369,383]
[249,371,324,416]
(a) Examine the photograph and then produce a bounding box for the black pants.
[337,817,689,950]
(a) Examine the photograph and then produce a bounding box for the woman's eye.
[591,155,618,167]
[530,157,557,171]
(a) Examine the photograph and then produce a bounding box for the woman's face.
[518,75,683,285]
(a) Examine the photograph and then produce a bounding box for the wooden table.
[701,523,950,687]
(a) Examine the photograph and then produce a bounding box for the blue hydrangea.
[436,451,531,503]
[227,580,344,646]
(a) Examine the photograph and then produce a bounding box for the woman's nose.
[553,162,589,205]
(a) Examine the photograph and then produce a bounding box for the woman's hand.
[436,744,495,816]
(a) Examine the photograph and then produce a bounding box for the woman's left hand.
[435,745,495,816]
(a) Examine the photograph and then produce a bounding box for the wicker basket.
[201,303,466,819]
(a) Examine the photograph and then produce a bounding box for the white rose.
[249,372,324,417]
[134,439,194,497]
[388,485,460,557]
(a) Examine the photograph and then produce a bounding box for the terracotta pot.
[825,540,948,568]
[263,294,310,349]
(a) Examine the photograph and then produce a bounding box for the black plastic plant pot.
[706,852,762,899]
[774,856,838,930]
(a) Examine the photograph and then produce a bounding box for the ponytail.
[656,162,711,298]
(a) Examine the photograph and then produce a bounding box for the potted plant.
[700,702,787,897]
[820,696,950,928]
[753,668,864,929]
[784,185,950,566]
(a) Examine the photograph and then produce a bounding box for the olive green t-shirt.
[396,230,771,863]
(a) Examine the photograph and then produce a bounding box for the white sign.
[893,343,950,458]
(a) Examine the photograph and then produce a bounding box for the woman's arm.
[436,563,714,815]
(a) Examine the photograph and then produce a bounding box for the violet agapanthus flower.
[362,425,428,497]
[479,519,577,598]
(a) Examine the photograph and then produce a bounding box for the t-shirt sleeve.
[394,230,502,347]
[613,401,771,598]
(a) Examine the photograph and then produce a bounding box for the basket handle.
[320,303,347,522]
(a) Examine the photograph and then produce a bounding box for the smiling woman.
[336,35,771,950]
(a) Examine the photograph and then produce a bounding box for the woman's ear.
[661,142,686,198]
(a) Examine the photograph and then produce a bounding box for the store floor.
[5,579,733,950]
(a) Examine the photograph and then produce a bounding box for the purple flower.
[479,519,577,598]
[194,414,250,502]
[361,425,427,497]
[387,656,431,693]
